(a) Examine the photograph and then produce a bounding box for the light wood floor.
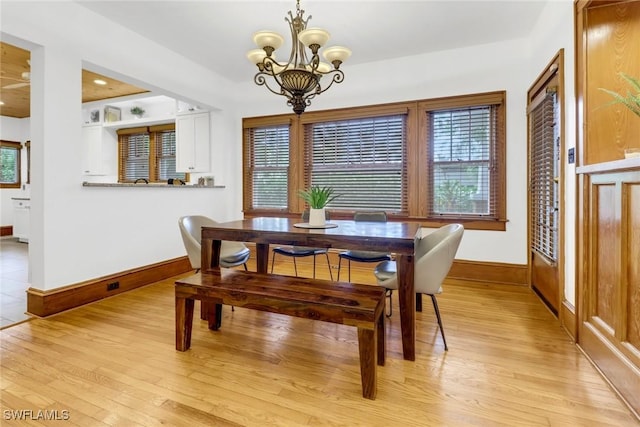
[0,238,31,328]
[1,259,638,426]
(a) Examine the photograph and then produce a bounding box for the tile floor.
[0,237,31,328]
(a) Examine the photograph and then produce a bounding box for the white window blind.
[529,92,558,262]
[156,130,184,181]
[121,133,150,182]
[427,106,498,217]
[304,115,407,212]
[248,125,290,209]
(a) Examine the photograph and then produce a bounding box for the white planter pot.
[308,208,326,226]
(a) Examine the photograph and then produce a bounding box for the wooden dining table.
[200,217,421,361]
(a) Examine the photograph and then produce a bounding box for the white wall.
[1,0,578,298]
[239,37,533,266]
[1,1,243,290]
[0,116,30,226]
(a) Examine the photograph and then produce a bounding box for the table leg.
[201,238,222,320]
[201,238,221,274]
[395,253,415,361]
[255,243,270,274]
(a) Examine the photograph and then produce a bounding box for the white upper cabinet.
[81,124,115,175]
[176,111,211,173]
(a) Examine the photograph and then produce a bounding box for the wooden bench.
[175,270,386,399]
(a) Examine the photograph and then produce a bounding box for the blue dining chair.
[270,211,333,280]
[337,211,391,281]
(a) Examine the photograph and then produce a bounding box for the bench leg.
[200,301,223,330]
[200,301,209,321]
[176,296,194,351]
[357,327,377,400]
[206,303,222,330]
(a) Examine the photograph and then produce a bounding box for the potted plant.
[130,106,145,118]
[599,72,640,117]
[298,185,339,226]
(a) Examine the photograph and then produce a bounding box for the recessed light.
[94,79,107,85]
[0,101,4,105]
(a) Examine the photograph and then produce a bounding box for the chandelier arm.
[311,70,344,96]
[254,72,294,100]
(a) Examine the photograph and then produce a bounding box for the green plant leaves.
[298,185,339,209]
[598,73,640,117]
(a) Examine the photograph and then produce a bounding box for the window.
[246,125,290,209]
[117,124,186,183]
[242,92,506,230]
[25,141,31,184]
[0,140,22,189]
[420,92,506,227]
[303,115,406,212]
[427,106,497,216]
[243,117,291,210]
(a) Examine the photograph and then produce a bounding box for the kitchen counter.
[82,182,225,188]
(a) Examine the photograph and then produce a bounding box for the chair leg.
[243,263,248,271]
[430,295,448,351]
[292,257,298,277]
[270,251,277,273]
[324,253,333,281]
[348,260,352,281]
[337,257,343,281]
[385,289,393,317]
[312,254,317,279]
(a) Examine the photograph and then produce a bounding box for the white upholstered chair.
[374,223,464,351]
[179,215,250,271]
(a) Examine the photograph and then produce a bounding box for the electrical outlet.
[107,282,120,291]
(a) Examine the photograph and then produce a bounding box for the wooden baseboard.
[0,225,13,237]
[26,256,192,317]
[561,300,577,341]
[448,259,528,286]
[250,243,527,286]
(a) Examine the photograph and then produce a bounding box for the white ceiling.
[75,0,549,84]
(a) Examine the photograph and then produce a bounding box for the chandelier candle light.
[247,0,351,115]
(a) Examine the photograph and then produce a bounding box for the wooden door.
[528,56,562,314]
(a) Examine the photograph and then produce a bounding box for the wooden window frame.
[242,93,507,231]
[25,141,30,185]
[418,92,507,230]
[0,140,22,189]
[117,124,187,183]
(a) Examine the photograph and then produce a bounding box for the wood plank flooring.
[1,258,638,426]
[0,238,31,328]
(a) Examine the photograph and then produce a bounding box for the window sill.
[82,182,225,189]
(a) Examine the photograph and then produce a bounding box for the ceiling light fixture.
[246,0,351,115]
[93,79,107,85]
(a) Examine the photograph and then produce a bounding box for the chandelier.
[246,0,351,115]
